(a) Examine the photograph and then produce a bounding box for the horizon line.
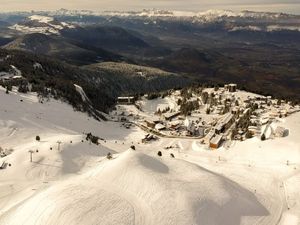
[0,8,299,16]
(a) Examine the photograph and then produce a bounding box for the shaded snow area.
[0,87,299,225]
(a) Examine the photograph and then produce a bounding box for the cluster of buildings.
[143,114,208,138]
[115,83,297,150]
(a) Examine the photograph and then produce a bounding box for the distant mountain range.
[35,9,300,32]
[0,10,299,108]
[48,9,300,20]
[2,9,300,32]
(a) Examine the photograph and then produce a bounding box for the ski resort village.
[112,84,298,150]
[0,80,300,225]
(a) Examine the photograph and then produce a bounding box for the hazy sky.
[1,0,300,14]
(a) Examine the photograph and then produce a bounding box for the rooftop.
[210,134,223,145]
[118,96,135,100]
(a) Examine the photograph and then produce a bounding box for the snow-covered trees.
[180,100,199,116]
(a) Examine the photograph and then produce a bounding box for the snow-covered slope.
[0,87,300,225]
[0,87,263,225]
[0,149,268,225]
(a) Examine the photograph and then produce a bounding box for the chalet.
[169,120,181,130]
[215,113,234,134]
[228,84,237,92]
[248,126,258,135]
[145,117,160,128]
[269,111,279,119]
[155,123,166,131]
[250,115,258,124]
[205,130,215,143]
[215,124,223,134]
[279,110,287,116]
[163,111,181,121]
[117,96,136,105]
[210,134,223,149]
[145,119,155,128]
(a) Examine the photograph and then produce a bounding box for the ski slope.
[0,87,299,225]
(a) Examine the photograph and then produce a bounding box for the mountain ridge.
[3,33,123,65]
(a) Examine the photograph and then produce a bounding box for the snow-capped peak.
[58,8,295,20]
[29,15,54,23]
[196,9,237,18]
[9,15,75,35]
